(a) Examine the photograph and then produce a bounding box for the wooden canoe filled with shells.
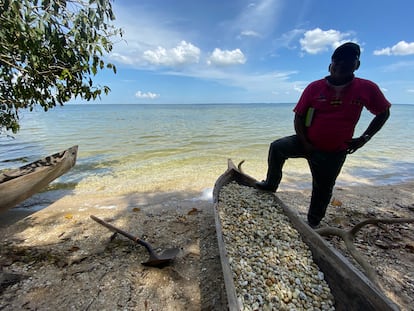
[212,159,399,311]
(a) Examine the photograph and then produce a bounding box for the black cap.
[332,42,360,61]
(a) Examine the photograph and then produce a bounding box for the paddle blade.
[141,248,180,267]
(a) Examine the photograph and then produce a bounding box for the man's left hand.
[346,137,367,154]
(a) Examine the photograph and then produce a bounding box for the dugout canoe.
[213,159,399,311]
[0,145,78,214]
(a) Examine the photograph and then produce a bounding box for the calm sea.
[0,103,413,200]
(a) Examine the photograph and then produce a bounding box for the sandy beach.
[1,180,413,310]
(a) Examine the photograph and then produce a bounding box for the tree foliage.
[0,0,122,133]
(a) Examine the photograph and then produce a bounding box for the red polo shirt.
[294,77,391,152]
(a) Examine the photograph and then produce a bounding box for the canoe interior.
[0,145,78,213]
[213,159,399,311]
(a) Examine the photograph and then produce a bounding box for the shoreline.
[2,178,414,229]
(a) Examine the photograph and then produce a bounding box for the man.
[256,42,391,228]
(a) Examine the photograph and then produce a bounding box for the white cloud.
[239,30,261,38]
[142,41,200,67]
[380,60,414,72]
[234,0,283,39]
[110,52,135,65]
[374,41,414,56]
[278,28,306,49]
[109,4,187,67]
[135,91,160,99]
[207,48,246,66]
[299,28,355,54]
[165,67,302,102]
[294,85,304,93]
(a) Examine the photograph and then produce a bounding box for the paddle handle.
[90,215,145,246]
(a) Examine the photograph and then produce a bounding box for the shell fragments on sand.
[218,182,335,310]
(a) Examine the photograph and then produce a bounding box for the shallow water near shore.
[1,103,413,203]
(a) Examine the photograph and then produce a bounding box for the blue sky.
[87,0,414,105]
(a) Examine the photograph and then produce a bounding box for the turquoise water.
[0,103,413,198]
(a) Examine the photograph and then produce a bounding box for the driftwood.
[315,218,414,286]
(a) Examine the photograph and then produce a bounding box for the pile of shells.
[218,182,335,310]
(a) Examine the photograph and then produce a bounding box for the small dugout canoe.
[213,159,399,311]
[0,145,78,214]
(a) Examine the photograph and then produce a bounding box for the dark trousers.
[265,135,347,225]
